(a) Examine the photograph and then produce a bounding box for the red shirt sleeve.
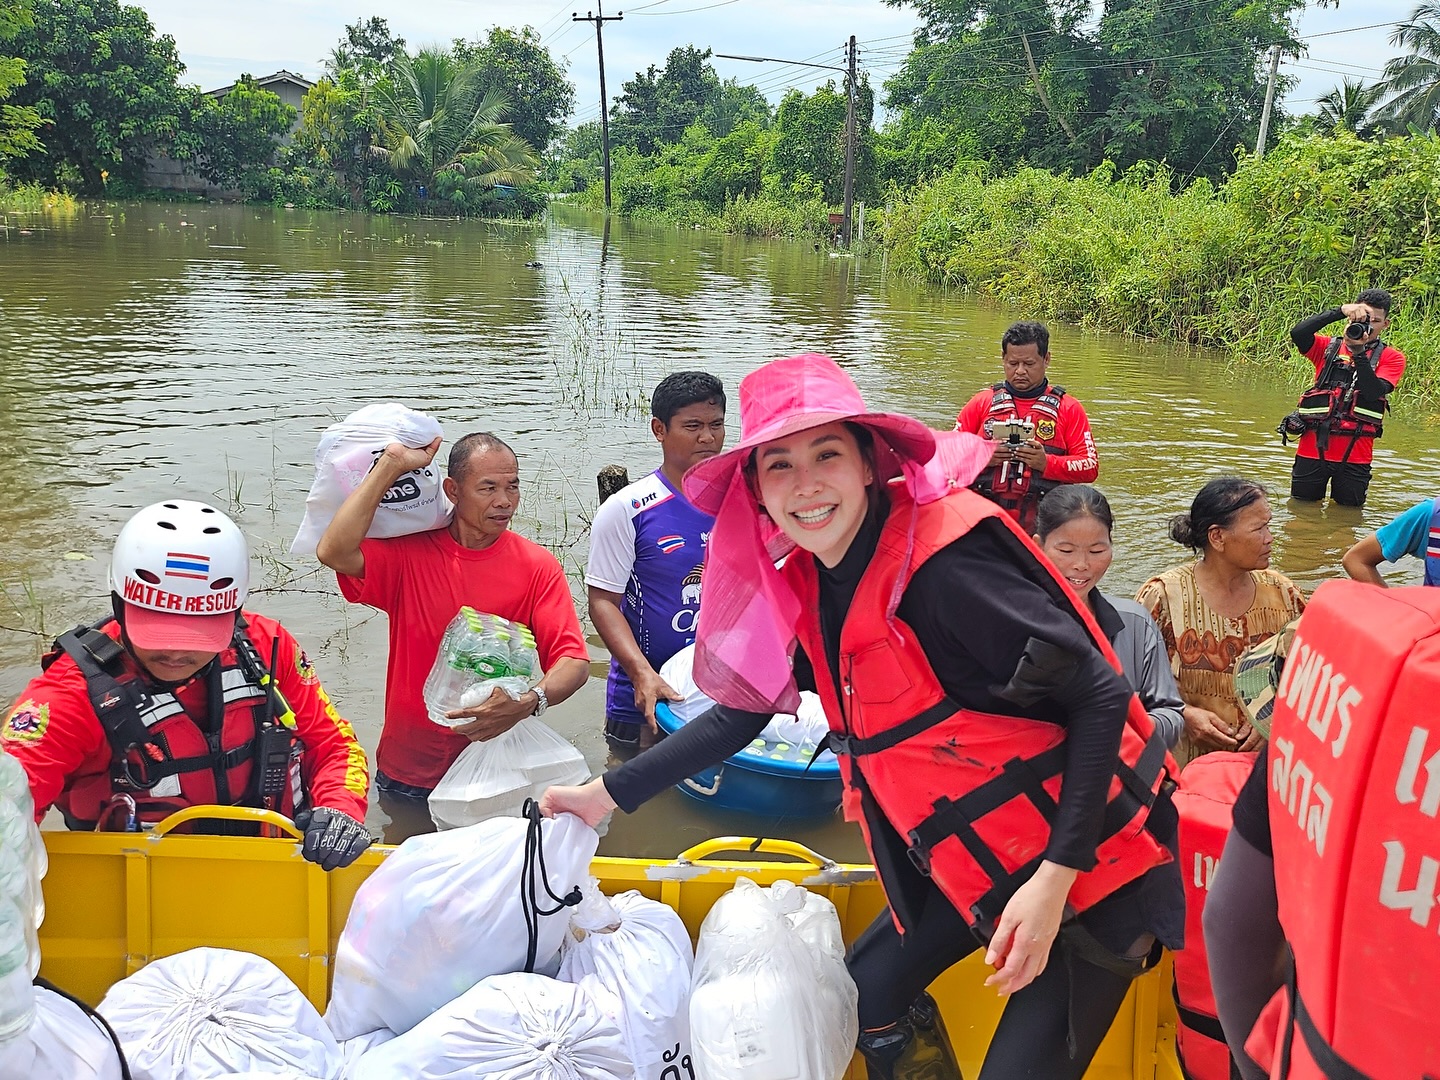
[249,615,370,823]
[527,555,591,671]
[2,661,110,822]
[1376,344,1406,389]
[1305,335,1330,375]
[336,536,401,611]
[1041,396,1099,483]
[955,390,990,434]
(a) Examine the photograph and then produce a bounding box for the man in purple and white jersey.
[586,372,726,753]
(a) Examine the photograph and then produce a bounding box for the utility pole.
[574,3,623,211]
[841,35,858,249]
[1255,44,1281,156]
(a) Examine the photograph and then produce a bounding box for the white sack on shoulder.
[557,886,694,1078]
[324,813,599,1040]
[689,877,858,1080]
[348,972,633,1080]
[0,987,125,1080]
[290,403,451,556]
[97,947,340,1080]
[428,720,590,830]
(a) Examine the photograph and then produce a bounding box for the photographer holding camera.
[957,321,1099,532]
[1282,289,1405,507]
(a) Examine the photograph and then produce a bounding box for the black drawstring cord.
[520,798,582,973]
[34,976,132,1080]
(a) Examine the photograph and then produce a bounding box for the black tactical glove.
[294,807,372,871]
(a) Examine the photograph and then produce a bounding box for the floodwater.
[1,201,1434,859]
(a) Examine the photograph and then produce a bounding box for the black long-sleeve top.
[606,504,1172,874]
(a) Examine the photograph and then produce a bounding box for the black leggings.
[848,881,1141,1080]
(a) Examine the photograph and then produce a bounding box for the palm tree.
[1314,78,1384,138]
[1376,1,1440,132]
[374,47,538,192]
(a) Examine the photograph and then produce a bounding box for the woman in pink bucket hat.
[544,354,1182,1078]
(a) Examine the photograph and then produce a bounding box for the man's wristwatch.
[530,686,549,717]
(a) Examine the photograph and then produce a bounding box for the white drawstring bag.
[338,1030,396,1079]
[557,884,694,1077]
[689,878,858,1080]
[348,972,633,1080]
[290,403,451,556]
[97,948,340,1080]
[657,646,714,722]
[428,720,591,830]
[0,986,126,1080]
[325,812,599,1040]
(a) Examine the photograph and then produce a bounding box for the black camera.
[1344,315,1372,341]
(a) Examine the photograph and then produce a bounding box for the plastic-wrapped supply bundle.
[657,646,714,723]
[337,1030,397,1079]
[424,609,541,726]
[97,948,341,1080]
[0,986,127,1080]
[349,972,634,1080]
[0,751,40,1045]
[429,719,590,830]
[557,883,694,1079]
[760,692,831,753]
[689,878,858,1080]
[325,810,599,1041]
[290,402,451,556]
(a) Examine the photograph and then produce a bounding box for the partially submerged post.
[597,465,629,504]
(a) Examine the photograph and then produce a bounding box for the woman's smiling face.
[755,422,874,568]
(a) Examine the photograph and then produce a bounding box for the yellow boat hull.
[38,807,1183,1078]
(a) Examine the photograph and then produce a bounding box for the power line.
[630,0,745,14]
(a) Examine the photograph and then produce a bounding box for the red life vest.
[1245,581,1440,1078]
[45,619,299,828]
[784,484,1175,937]
[1293,338,1388,455]
[1173,751,1258,1080]
[975,382,1068,508]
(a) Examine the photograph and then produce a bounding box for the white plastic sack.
[657,646,714,722]
[97,947,340,1080]
[325,813,599,1040]
[689,878,858,1080]
[760,691,830,750]
[290,403,451,556]
[558,884,694,1078]
[338,1031,396,1079]
[349,972,633,1080]
[428,720,590,830]
[0,987,125,1080]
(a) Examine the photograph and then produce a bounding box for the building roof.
[207,70,316,98]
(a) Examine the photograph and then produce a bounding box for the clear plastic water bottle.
[0,894,34,1042]
[424,609,540,725]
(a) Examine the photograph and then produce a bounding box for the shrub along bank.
[880,133,1440,402]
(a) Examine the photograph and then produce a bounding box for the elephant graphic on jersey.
[680,566,704,606]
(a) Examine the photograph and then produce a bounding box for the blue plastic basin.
[653,702,844,818]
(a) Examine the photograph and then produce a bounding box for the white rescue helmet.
[109,500,250,652]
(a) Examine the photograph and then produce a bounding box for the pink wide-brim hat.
[683,353,937,514]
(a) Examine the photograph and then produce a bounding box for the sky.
[136,0,1418,127]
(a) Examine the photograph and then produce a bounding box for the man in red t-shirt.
[956,321,1099,533]
[318,433,591,796]
[1285,289,1405,507]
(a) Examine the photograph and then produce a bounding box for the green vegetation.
[0,1,41,169]
[882,133,1440,400]
[0,180,76,213]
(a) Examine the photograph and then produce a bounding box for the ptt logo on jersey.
[3,700,49,743]
[657,535,685,554]
[1035,418,1057,441]
[632,491,660,510]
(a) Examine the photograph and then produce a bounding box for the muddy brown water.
[2,201,1434,859]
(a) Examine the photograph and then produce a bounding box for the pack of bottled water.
[423,609,541,728]
[0,751,45,1044]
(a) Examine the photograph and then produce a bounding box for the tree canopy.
[0,0,43,168]
[452,27,574,154]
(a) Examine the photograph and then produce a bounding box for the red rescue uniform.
[1,612,369,827]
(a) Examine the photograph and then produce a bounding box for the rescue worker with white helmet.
[1,501,372,870]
